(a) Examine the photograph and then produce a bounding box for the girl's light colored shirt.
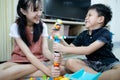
[9,22,48,38]
[9,22,49,63]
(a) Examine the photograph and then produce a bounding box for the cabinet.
[42,19,85,50]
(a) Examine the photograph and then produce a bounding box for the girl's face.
[85,9,103,30]
[22,2,42,25]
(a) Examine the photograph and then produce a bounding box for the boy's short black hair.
[88,4,112,27]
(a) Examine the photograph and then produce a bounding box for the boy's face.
[85,9,104,30]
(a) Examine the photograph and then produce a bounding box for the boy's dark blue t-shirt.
[72,28,119,66]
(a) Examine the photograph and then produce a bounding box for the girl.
[0,0,61,79]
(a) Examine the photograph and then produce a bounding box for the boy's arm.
[60,39,69,46]
[60,39,75,47]
[53,40,105,55]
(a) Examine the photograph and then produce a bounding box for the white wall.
[92,0,120,42]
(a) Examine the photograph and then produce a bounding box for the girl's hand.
[51,65,60,77]
[42,66,52,76]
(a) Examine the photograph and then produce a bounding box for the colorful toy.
[64,68,101,80]
[52,19,63,80]
[29,77,33,80]
[48,19,65,80]
[53,76,64,80]
[28,69,101,80]
[49,19,66,43]
[36,78,40,80]
[48,36,66,43]
[52,19,63,68]
[53,19,63,31]
[42,75,47,80]
[60,77,69,80]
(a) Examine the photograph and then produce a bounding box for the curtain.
[0,0,18,61]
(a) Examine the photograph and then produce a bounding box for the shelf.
[43,19,85,47]
[42,18,85,39]
[42,19,85,25]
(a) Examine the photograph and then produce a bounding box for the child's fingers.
[51,66,60,77]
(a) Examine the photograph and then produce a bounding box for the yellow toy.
[53,19,63,31]
[60,77,69,80]
[29,77,33,80]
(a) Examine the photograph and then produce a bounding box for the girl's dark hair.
[16,0,43,46]
[88,4,112,27]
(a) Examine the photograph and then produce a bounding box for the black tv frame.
[42,0,91,22]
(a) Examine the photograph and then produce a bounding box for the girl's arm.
[42,37,53,60]
[53,40,105,55]
[14,38,51,76]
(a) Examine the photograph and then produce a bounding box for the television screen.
[43,0,91,22]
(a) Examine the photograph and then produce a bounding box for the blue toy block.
[64,68,101,80]
[36,77,41,80]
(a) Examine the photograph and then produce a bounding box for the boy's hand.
[51,29,61,36]
[53,42,64,52]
